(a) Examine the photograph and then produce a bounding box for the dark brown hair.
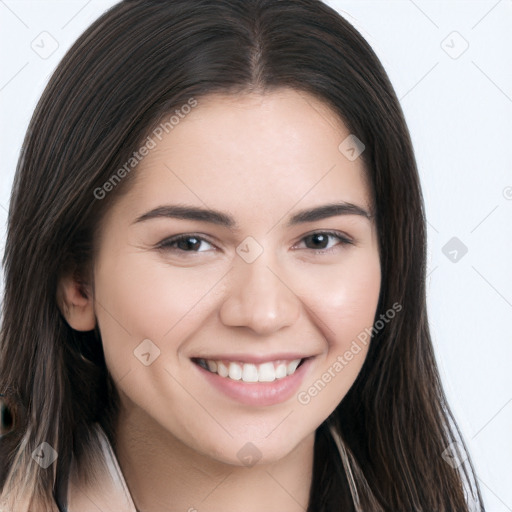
[0,0,484,510]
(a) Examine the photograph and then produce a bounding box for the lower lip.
[194,358,313,407]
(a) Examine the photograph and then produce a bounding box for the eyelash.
[156,230,354,256]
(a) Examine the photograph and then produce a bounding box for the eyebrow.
[133,201,372,229]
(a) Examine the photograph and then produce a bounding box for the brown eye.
[157,234,215,254]
[304,233,330,249]
[297,231,353,253]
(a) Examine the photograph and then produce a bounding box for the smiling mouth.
[192,357,307,383]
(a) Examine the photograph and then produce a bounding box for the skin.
[60,88,381,512]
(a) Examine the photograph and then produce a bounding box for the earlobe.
[57,274,96,332]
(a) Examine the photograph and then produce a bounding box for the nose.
[219,251,300,335]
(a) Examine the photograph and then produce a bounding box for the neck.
[114,400,315,512]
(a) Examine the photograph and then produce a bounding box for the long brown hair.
[0,1,485,510]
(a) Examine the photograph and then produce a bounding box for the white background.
[0,0,511,509]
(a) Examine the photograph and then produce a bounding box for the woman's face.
[91,88,381,464]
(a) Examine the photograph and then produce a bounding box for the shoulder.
[66,423,137,512]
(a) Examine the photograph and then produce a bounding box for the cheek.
[92,250,227,374]
[294,251,381,410]
[302,249,381,343]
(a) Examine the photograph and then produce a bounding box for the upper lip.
[191,353,311,364]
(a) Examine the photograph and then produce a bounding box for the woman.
[0,0,485,511]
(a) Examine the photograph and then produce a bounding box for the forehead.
[116,88,372,224]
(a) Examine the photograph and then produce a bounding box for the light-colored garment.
[63,422,372,512]
[65,422,482,512]
[66,423,137,512]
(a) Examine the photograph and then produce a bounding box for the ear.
[57,274,96,331]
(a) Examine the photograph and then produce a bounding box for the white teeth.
[241,363,259,382]
[198,358,303,382]
[258,362,275,382]
[228,362,242,380]
[217,362,229,378]
[287,359,300,375]
[275,363,287,379]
